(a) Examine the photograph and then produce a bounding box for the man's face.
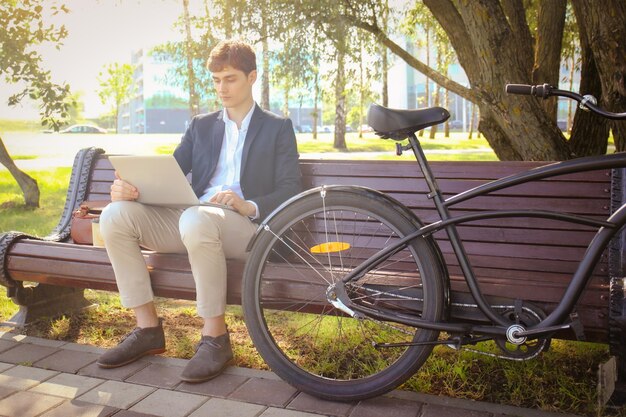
[212,66,256,110]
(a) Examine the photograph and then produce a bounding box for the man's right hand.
[110,171,139,202]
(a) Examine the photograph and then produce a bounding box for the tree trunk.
[334,47,347,150]
[568,4,610,157]
[359,40,364,139]
[426,0,571,160]
[429,84,440,139]
[479,111,524,160]
[182,0,199,117]
[572,0,626,151]
[444,88,450,138]
[0,137,39,207]
[313,70,319,140]
[533,0,567,122]
[346,0,568,160]
[261,15,270,110]
[419,30,430,138]
[381,44,388,107]
[381,0,389,107]
[312,27,320,140]
[469,102,476,140]
[282,85,289,119]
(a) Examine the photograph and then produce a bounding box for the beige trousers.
[99,201,257,318]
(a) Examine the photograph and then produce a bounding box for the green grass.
[0,119,44,132]
[154,131,495,159]
[0,167,71,235]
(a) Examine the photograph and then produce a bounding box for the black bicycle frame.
[339,133,626,336]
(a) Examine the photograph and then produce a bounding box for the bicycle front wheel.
[242,188,446,401]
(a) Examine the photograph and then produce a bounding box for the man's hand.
[110,172,139,202]
[210,190,256,217]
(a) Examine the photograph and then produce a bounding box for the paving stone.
[0,332,24,341]
[224,366,281,381]
[29,372,105,399]
[0,365,59,390]
[0,391,65,417]
[78,359,150,381]
[260,407,325,417]
[0,362,14,372]
[0,340,18,353]
[77,379,156,409]
[61,342,106,355]
[0,343,58,364]
[189,397,266,417]
[349,396,420,417]
[420,404,491,417]
[143,354,187,368]
[288,392,355,416]
[229,377,298,407]
[16,335,66,348]
[112,411,161,417]
[177,373,248,398]
[39,399,119,417]
[125,363,182,389]
[0,385,17,400]
[34,348,100,373]
[129,388,207,417]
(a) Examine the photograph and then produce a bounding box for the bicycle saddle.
[367,104,450,140]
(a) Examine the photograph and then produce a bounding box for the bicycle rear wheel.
[242,188,446,401]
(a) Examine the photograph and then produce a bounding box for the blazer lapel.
[208,111,225,177]
[241,105,265,175]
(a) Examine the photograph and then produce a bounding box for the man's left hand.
[210,190,256,217]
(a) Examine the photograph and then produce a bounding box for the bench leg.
[4,284,94,326]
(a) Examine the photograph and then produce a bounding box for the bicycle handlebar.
[505,83,626,120]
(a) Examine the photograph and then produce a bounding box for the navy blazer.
[173,105,302,221]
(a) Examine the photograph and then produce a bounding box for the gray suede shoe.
[97,320,166,368]
[180,333,233,383]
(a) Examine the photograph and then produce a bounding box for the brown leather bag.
[70,201,109,245]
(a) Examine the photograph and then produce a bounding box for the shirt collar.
[223,102,256,132]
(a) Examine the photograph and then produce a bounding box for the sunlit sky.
[0,0,185,119]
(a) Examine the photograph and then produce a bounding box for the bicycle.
[241,84,626,401]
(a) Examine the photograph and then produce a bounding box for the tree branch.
[501,0,534,72]
[342,15,477,103]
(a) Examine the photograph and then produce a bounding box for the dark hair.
[207,40,257,75]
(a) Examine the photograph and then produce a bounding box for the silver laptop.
[108,155,232,210]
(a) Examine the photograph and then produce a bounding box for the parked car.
[448,120,464,130]
[295,125,312,133]
[60,124,107,134]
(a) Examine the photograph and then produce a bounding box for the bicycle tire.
[242,188,446,401]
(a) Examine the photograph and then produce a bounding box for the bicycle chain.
[357,285,548,361]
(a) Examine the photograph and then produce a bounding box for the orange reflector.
[310,241,351,254]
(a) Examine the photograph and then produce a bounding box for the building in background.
[118,49,192,134]
[388,39,472,131]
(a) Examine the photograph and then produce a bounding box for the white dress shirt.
[200,104,259,218]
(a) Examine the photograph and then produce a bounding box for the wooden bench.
[0,147,624,369]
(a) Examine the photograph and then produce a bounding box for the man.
[96,40,301,383]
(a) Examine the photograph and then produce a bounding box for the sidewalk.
[0,331,583,417]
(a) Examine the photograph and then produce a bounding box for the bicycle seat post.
[407,133,449,219]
